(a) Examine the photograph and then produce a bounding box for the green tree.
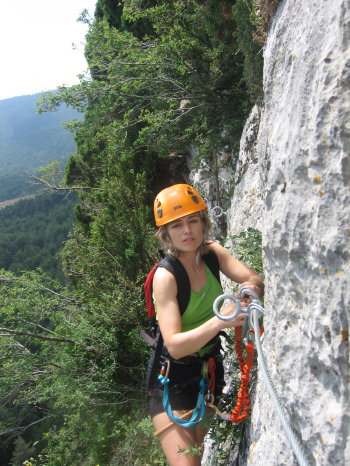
[0,268,162,464]
[1,1,268,463]
[0,193,76,282]
[10,436,35,466]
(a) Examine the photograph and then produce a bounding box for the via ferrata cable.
[213,287,311,466]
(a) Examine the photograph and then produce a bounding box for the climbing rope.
[230,332,255,422]
[211,287,263,423]
[213,287,311,466]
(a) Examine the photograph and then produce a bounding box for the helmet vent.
[157,208,163,218]
[191,195,199,203]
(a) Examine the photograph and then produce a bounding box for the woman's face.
[166,213,204,252]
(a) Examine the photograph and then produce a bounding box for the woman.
[148,184,264,465]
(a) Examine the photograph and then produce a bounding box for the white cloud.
[0,0,97,100]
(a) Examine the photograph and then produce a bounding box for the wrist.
[212,315,227,331]
[240,280,264,298]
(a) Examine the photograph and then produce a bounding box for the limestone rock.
[199,1,349,464]
[227,104,264,237]
[247,0,349,464]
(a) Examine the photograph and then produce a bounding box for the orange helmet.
[154,184,206,227]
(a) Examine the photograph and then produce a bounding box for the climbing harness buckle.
[244,324,265,347]
[245,328,257,344]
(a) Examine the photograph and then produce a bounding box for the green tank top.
[181,264,223,356]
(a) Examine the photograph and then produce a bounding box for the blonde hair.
[156,210,213,257]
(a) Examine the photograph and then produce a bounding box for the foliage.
[229,227,263,275]
[249,0,282,45]
[10,436,35,465]
[1,1,273,463]
[0,193,76,282]
[36,161,62,184]
[177,444,202,458]
[39,0,264,173]
[0,269,161,465]
[60,170,159,293]
[233,0,264,100]
[31,407,166,465]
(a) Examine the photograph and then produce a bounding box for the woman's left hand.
[238,281,262,304]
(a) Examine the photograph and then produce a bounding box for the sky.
[0,0,97,101]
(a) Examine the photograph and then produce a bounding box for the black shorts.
[146,355,225,418]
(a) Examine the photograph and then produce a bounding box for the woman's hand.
[238,281,263,301]
[219,300,247,328]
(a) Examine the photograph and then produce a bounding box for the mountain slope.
[0,93,81,201]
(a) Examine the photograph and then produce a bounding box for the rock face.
[199,0,349,464]
[226,104,263,236]
[189,148,236,239]
[226,0,349,464]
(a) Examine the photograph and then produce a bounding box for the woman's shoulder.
[153,263,176,287]
[154,262,175,279]
[153,264,178,301]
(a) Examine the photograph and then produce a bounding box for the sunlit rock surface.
[202,0,350,464]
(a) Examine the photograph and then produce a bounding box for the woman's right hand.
[218,301,247,328]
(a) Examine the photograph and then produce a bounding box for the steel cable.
[252,309,312,466]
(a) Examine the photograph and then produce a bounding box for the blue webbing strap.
[158,374,207,427]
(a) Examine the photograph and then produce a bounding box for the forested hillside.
[0,193,76,281]
[0,93,81,201]
[0,1,272,464]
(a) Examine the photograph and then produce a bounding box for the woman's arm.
[209,242,264,298]
[153,266,246,359]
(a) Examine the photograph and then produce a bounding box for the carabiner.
[213,287,262,322]
[212,293,243,321]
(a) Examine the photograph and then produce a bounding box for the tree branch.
[0,328,101,355]
[30,175,99,192]
[0,275,72,301]
[0,415,54,438]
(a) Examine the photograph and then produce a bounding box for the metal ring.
[237,286,259,301]
[213,293,241,321]
[211,206,224,218]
